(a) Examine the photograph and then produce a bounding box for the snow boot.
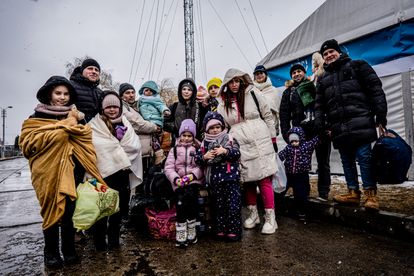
[61,224,79,265]
[261,208,278,234]
[186,219,198,244]
[363,189,379,210]
[333,189,361,205]
[244,205,260,229]
[175,222,188,248]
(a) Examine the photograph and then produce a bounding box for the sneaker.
[244,205,260,229]
[44,252,63,269]
[316,196,328,202]
[333,189,361,205]
[226,233,241,242]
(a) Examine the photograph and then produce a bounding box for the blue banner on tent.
[268,19,414,87]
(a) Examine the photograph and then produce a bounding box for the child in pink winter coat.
[164,119,204,248]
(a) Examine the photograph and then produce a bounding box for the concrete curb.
[283,196,414,241]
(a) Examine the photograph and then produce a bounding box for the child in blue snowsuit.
[138,80,170,164]
[195,111,242,241]
[278,126,319,221]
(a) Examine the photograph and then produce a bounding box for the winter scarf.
[34,104,73,117]
[19,118,105,230]
[88,114,143,190]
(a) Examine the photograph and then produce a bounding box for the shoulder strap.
[250,90,264,120]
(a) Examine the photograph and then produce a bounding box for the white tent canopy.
[260,0,414,70]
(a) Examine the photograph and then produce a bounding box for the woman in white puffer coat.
[253,65,281,139]
[217,68,278,235]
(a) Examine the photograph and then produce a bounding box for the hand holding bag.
[72,178,120,231]
[272,155,287,193]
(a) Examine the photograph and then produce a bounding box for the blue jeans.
[338,143,376,190]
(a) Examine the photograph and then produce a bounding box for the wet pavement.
[1,158,413,275]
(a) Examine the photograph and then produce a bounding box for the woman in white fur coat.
[88,91,142,250]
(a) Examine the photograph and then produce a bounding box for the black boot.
[61,197,80,265]
[92,218,108,251]
[43,226,63,269]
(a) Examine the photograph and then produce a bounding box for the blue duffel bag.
[372,128,412,184]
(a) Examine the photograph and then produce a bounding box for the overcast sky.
[0,0,324,144]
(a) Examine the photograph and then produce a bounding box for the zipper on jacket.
[293,148,298,174]
[184,146,188,175]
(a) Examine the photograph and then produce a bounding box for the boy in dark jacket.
[195,112,242,241]
[278,127,319,221]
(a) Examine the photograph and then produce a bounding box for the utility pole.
[1,106,12,159]
[184,0,195,80]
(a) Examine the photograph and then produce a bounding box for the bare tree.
[159,78,178,106]
[65,56,119,91]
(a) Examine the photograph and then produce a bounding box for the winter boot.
[363,189,379,210]
[333,189,361,205]
[175,222,188,248]
[43,227,63,269]
[186,219,198,244]
[61,225,79,265]
[261,209,278,234]
[243,205,260,229]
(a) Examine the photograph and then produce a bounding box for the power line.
[133,0,157,85]
[157,0,179,81]
[248,0,268,53]
[207,0,253,69]
[129,0,146,83]
[148,0,161,79]
[197,0,207,82]
[194,0,207,83]
[234,0,262,59]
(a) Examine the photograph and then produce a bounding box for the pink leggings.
[245,176,274,209]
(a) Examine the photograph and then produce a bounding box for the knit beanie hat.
[320,39,342,55]
[81,58,101,72]
[290,63,306,77]
[181,81,194,91]
[179,119,196,137]
[207,77,222,91]
[203,111,225,131]
[119,83,135,97]
[289,133,300,143]
[102,93,121,109]
[253,65,267,75]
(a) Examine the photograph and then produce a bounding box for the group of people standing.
[19,37,387,268]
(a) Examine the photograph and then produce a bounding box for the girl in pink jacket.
[164,119,204,248]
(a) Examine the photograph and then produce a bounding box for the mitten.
[175,178,183,188]
[115,125,128,140]
[376,116,387,128]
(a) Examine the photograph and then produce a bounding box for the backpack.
[372,129,412,184]
[138,165,174,199]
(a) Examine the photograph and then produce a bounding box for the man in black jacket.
[279,64,331,201]
[70,58,104,122]
[315,39,387,210]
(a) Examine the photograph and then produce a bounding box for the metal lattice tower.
[184,0,195,80]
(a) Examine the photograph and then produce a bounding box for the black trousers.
[174,184,199,223]
[43,196,76,257]
[315,138,331,197]
[91,170,130,247]
[281,172,310,215]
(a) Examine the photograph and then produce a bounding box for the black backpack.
[372,129,412,184]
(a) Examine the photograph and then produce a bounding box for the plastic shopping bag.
[72,178,120,231]
[272,155,287,193]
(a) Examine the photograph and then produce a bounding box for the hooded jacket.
[138,81,169,127]
[164,78,207,140]
[217,68,277,182]
[254,77,281,136]
[278,127,319,174]
[164,140,204,191]
[70,66,104,122]
[314,54,387,149]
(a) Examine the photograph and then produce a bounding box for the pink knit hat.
[179,119,196,137]
[205,119,223,131]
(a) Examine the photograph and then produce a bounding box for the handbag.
[145,206,176,240]
[272,155,287,193]
[72,178,120,231]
